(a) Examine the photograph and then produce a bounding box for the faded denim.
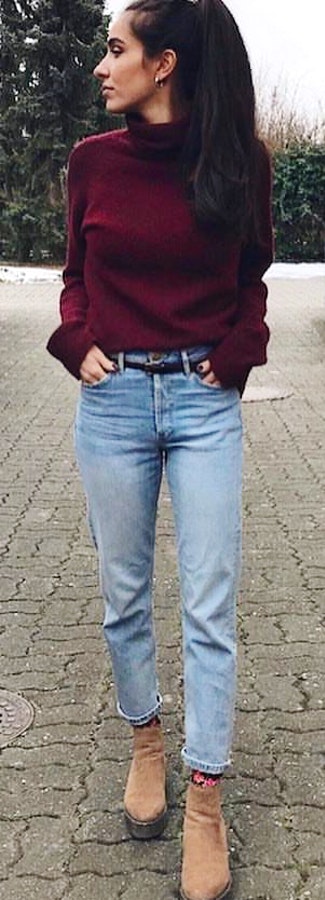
[74,347,243,774]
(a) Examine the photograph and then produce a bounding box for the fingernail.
[197,363,205,373]
[111,363,119,372]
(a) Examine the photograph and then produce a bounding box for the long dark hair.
[126,0,265,239]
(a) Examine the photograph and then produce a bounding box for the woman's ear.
[155,48,178,83]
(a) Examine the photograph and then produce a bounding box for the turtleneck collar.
[125,114,190,158]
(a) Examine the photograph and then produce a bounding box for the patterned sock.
[191,769,222,787]
[137,715,161,729]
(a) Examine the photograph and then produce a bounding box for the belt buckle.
[143,351,165,373]
[148,352,165,363]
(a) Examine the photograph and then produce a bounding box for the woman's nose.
[93,53,110,80]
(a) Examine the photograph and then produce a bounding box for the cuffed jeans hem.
[117,694,162,726]
[182,747,231,775]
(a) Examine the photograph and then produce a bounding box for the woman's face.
[94,12,160,118]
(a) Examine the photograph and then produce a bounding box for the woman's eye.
[110,47,122,57]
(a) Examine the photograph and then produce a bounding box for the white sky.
[104,0,324,120]
[227,0,324,119]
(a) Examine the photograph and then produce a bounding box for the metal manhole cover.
[0,689,34,748]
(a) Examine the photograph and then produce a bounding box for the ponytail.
[127,0,264,238]
[183,0,259,236]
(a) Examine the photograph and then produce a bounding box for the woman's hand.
[196,359,221,387]
[80,346,118,384]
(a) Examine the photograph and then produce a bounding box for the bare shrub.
[255,76,325,151]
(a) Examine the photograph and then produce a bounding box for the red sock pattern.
[137,715,160,729]
[191,769,222,787]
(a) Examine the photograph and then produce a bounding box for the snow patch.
[0,266,62,283]
[266,262,325,279]
[0,262,324,284]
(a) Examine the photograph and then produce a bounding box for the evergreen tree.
[0,1,35,258]
[1,0,112,263]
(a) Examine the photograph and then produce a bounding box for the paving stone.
[0,784,85,819]
[263,709,325,736]
[25,685,103,708]
[292,831,325,866]
[78,761,128,815]
[0,577,19,601]
[99,692,121,721]
[13,817,75,877]
[1,672,66,692]
[65,654,106,680]
[74,811,129,845]
[1,657,67,678]
[0,744,88,769]
[228,773,283,806]
[79,598,102,624]
[92,736,131,764]
[289,806,325,835]
[36,624,99,642]
[41,601,84,626]
[69,838,179,877]
[230,806,298,867]
[16,723,91,748]
[0,600,41,616]
[0,764,85,794]
[231,752,274,779]
[241,618,284,645]
[232,866,300,899]
[267,730,325,756]
[63,874,138,900]
[232,710,267,755]
[0,821,27,878]
[0,626,32,657]
[34,702,94,727]
[296,869,325,899]
[252,674,305,712]
[0,878,67,899]
[29,638,101,655]
[119,870,180,899]
[15,576,57,599]
[276,614,324,643]
[246,647,325,676]
[274,756,325,806]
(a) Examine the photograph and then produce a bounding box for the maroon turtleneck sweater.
[47,116,273,391]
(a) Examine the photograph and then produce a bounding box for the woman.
[47,1,273,897]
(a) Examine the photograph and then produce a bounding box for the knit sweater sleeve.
[46,143,95,379]
[207,145,274,395]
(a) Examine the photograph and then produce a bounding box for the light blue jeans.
[74,347,243,774]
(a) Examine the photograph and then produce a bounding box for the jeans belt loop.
[181,350,191,376]
[118,352,125,373]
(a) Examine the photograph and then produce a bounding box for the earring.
[155,76,165,88]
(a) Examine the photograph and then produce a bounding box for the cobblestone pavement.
[0,276,324,900]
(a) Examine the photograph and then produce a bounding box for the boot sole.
[124,805,167,840]
[179,878,232,900]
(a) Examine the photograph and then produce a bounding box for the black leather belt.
[121,358,204,375]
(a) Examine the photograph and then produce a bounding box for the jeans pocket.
[82,372,113,390]
[191,372,223,391]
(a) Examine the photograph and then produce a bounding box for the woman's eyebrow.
[107,36,126,48]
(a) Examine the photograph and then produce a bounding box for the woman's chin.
[106,101,127,116]
[104,95,139,116]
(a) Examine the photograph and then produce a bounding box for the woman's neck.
[125,111,190,158]
[134,89,191,125]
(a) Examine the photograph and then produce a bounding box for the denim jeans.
[74,347,243,774]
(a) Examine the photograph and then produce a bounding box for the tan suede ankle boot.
[180,782,232,900]
[124,721,167,839]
